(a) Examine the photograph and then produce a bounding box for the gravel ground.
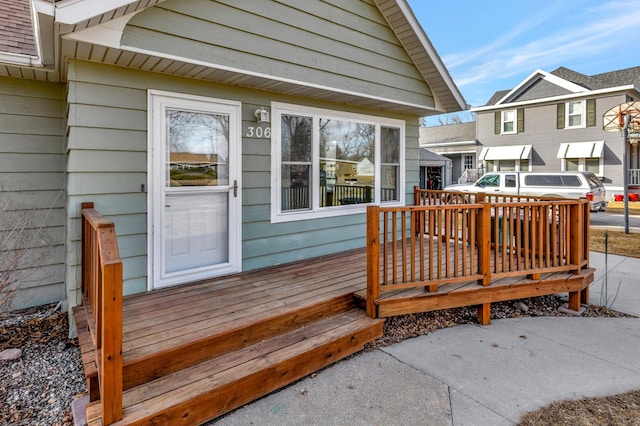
[0,296,633,425]
[0,304,86,426]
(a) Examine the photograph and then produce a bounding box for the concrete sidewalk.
[213,252,640,426]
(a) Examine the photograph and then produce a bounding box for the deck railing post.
[569,200,583,275]
[476,193,491,287]
[100,253,123,424]
[366,205,381,318]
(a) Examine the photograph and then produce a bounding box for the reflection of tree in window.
[281,115,311,162]
[381,127,400,201]
[167,110,229,187]
[281,115,312,211]
[319,119,375,205]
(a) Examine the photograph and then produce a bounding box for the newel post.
[99,226,123,424]
[366,205,381,318]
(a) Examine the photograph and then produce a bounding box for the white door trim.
[147,89,242,290]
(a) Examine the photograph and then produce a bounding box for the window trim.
[501,109,517,134]
[561,157,604,177]
[565,100,586,129]
[270,102,405,223]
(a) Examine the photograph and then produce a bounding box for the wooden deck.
[74,195,594,424]
[75,248,385,425]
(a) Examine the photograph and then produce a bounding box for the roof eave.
[374,0,467,114]
[471,85,640,112]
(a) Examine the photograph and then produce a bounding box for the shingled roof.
[419,122,476,145]
[0,0,37,56]
[484,65,640,106]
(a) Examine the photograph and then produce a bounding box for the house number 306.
[246,126,271,138]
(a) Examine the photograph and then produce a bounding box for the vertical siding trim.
[556,103,565,129]
[517,108,524,133]
[586,99,596,127]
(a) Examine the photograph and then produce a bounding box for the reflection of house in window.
[169,153,224,186]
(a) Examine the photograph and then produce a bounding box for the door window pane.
[167,110,229,187]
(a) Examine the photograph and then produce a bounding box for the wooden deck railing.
[81,202,123,424]
[365,189,590,318]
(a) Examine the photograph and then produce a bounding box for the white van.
[446,171,606,211]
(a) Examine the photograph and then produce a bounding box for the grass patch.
[590,228,640,258]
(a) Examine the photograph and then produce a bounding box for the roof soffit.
[5,0,465,116]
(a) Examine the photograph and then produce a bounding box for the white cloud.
[446,0,640,106]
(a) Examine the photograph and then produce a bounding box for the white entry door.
[149,91,241,289]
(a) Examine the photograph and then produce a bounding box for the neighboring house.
[419,121,478,183]
[0,0,465,312]
[418,148,452,189]
[471,66,640,193]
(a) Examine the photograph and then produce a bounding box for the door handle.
[233,180,238,198]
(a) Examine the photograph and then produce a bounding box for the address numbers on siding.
[245,126,271,139]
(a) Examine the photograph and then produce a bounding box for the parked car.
[445,171,606,212]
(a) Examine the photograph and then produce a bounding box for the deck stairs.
[74,274,383,425]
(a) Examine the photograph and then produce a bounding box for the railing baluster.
[367,190,588,318]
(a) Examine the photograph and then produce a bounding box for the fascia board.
[61,14,134,48]
[0,51,41,67]
[389,0,467,111]
[495,69,588,105]
[61,29,439,113]
[54,0,140,25]
[471,85,638,112]
[421,140,477,147]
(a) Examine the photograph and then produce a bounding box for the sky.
[407,0,640,124]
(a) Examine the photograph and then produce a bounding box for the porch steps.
[84,307,383,425]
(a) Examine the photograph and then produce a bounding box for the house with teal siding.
[0,0,464,315]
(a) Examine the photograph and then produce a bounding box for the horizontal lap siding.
[477,94,627,187]
[66,58,419,292]
[0,76,66,311]
[66,64,150,302]
[123,0,433,107]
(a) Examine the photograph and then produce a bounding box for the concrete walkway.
[213,252,640,426]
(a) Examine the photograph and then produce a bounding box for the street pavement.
[214,251,640,426]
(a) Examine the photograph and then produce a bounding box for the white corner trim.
[54,0,139,25]
[61,14,135,48]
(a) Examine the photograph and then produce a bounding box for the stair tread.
[87,309,383,424]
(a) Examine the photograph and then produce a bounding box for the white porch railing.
[458,168,483,184]
[630,169,640,185]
